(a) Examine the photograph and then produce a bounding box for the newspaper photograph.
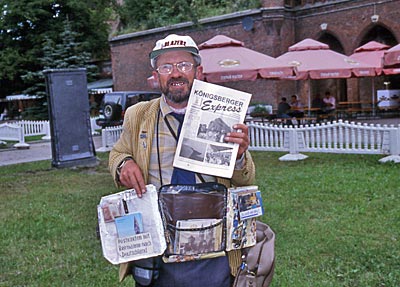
[174,218,223,255]
[173,79,252,178]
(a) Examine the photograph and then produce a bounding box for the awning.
[0,94,42,102]
[87,78,113,94]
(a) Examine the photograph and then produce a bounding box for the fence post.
[379,127,400,163]
[91,117,101,135]
[13,125,30,149]
[279,127,308,161]
[96,128,111,152]
[42,121,51,140]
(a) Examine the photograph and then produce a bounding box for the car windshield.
[104,95,121,104]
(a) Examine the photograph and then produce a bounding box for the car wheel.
[103,102,122,121]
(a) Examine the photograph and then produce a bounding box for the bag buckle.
[245,271,256,287]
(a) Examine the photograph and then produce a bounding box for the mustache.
[167,78,189,85]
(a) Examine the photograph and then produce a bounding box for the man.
[277,97,291,118]
[109,34,255,287]
[322,91,336,113]
[311,93,324,110]
[288,95,304,118]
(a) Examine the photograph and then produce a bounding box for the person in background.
[322,91,336,112]
[311,93,325,122]
[108,34,255,287]
[288,94,304,118]
[311,93,325,110]
[277,97,291,118]
[322,91,336,120]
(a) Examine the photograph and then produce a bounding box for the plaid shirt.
[148,96,215,190]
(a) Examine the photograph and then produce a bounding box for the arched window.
[359,25,397,47]
[318,33,345,54]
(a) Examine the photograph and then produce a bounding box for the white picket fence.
[19,120,51,140]
[0,123,29,148]
[248,120,400,162]
[0,117,101,148]
[97,126,123,152]
[95,120,400,162]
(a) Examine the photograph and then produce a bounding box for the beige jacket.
[109,98,256,281]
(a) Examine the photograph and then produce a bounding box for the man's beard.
[160,77,193,104]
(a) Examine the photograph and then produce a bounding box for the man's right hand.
[119,159,147,197]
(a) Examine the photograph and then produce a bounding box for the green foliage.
[0,152,399,286]
[252,104,269,114]
[116,0,261,34]
[19,20,99,120]
[21,98,49,120]
[0,0,112,98]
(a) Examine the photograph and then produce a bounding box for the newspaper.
[97,185,166,265]
[173,79,252,178]
[226,186,259,251]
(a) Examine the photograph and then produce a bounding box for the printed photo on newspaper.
[173,79,252,178]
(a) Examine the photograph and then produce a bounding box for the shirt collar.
[161,95,187,116]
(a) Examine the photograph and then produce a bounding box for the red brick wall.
[110,0,400,109]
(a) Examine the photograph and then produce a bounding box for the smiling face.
[153,50,202,109]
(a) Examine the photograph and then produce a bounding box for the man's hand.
[119,159,147,197]
[224,123,250,159]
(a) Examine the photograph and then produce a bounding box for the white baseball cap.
[150,34,201,67]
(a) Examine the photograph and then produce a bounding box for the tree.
[116,0,260,34]
[20,20,98,120]
[0,0,113,98]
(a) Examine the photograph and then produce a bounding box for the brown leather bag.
[233,221,275,287]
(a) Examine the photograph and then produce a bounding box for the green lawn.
[1,152,399,286]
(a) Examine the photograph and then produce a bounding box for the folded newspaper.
[173,79,252,178]
[97,185,166,264]
[226,186,263,251]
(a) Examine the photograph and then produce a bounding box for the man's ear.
[152,70,159,81]
[196,65,203,80]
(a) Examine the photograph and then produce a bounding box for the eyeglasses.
[156,61,194,74]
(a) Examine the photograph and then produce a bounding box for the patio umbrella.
[349,41,390,75]
[350,41,400,76]
[276,38,376,114]
[383,43,400,75]
[198,35,294,83]
[277,38,376,80]
[349,41,391,115]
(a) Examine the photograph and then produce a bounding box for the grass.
[1,152,399,286]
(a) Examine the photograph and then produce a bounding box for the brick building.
[109,0,400,108]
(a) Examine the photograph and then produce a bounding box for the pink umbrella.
[383,43,400,74]
[277,38,376,80]
[350,41,390,75]
[277,38,376,115]
[349,41,393,115]
[199,35,294,83]
[350,41,400,76]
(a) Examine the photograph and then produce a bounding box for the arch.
[317,32,345,54]
[357,24,397,47]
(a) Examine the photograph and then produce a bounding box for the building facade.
[109,0,400,108]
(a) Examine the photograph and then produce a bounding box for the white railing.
[90,117,101,135]
[18,120,51,140]
[248,120,400,162]
[0,123,30,148]
[92,120,400,163]
[97,125,123,152]
[0,117,101,146]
